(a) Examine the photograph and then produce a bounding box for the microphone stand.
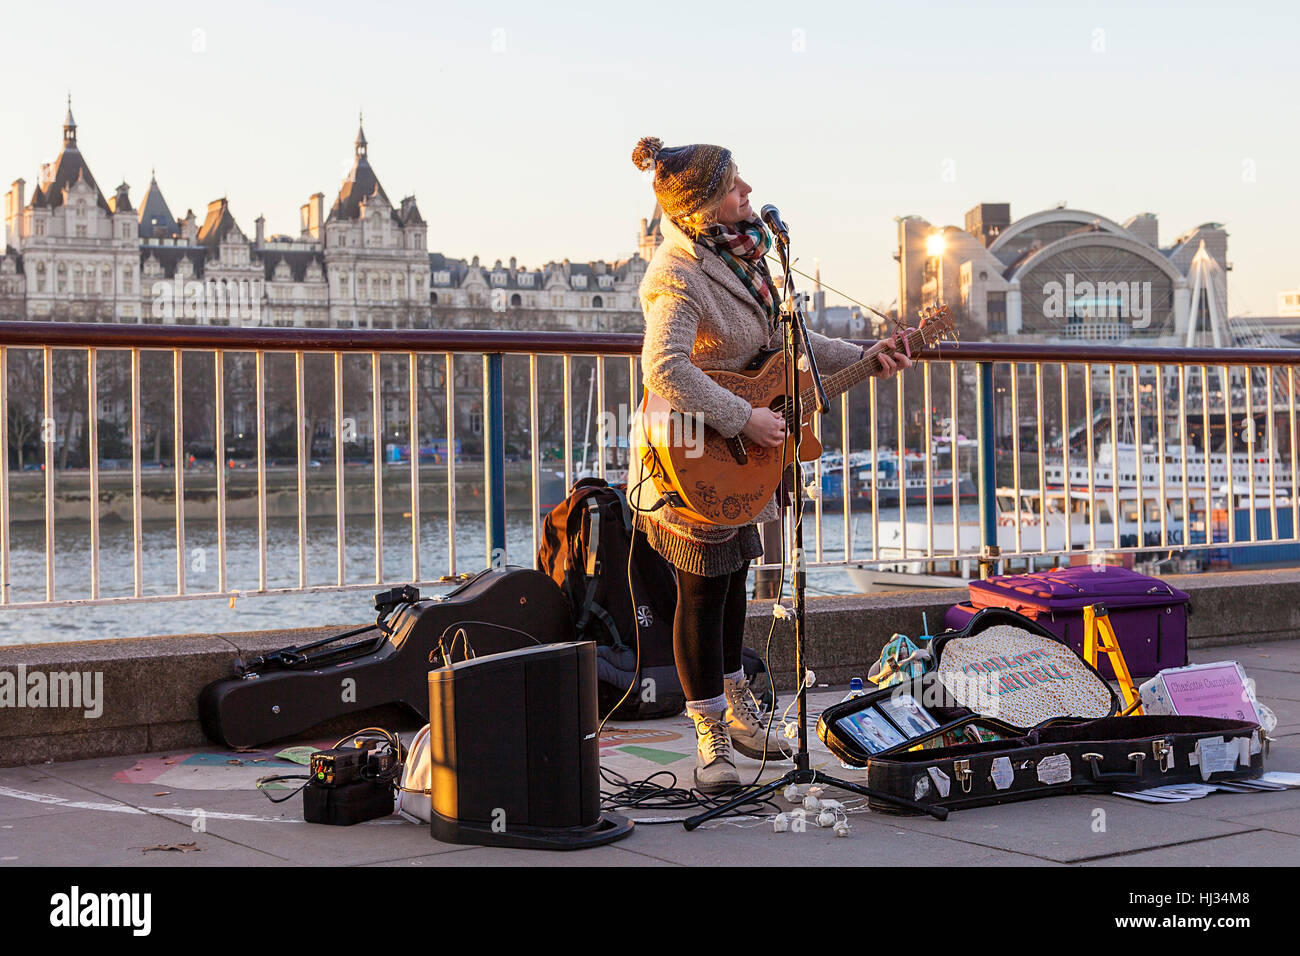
[685,222,947,828]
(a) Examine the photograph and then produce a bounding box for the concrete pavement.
[2,640,1298,867]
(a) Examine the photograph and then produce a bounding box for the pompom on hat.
[632,136,733,222]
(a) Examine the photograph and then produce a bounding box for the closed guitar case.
[864,715,1265,814]
[198,567,573,748]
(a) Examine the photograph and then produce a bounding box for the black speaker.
[426,640,633,850]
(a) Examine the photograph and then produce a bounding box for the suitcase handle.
[1081,751,1146,783]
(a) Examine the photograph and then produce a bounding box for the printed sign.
[1162,664,1256,722]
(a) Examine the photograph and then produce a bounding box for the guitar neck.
[797,327,928,411]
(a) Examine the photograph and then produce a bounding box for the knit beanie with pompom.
[631,136,732,222]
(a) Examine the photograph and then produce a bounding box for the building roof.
[110,182,134,215]
[327,121,400,224]
[429,253,470,286]
[28,107,111,214]
[1002,221,1107,274]
[262,248,324,283]
[141,245,208,280]
[610,257,645,281]
[398,196,425,226]
[477,262,547,290]
[138,174,179,238]
[197,198,243,252]
[642,201,662,238]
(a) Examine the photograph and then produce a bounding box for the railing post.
[484,352,507,567]
[977,361,1000,578]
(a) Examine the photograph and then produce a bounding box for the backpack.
[538,478,684,719]
[538,477,771,720]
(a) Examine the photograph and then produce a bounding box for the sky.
[2,0,1296,316]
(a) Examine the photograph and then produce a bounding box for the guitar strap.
[575,496,628,652]
[608,485,633,534]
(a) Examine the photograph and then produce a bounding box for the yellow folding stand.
[1081,603,1144,716]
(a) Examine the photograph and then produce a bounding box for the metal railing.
[0,321,1297,611]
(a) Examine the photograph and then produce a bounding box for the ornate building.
[2,103,140,321]
[2,105,649,333]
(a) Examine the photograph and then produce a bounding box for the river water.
[0,504,980,645]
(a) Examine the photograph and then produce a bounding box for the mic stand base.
[682,766,948,829]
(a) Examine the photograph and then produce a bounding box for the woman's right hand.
[742,406,787,447]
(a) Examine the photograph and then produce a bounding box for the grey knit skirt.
[636,514,764,578]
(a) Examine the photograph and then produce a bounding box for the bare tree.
[6,349,43,470]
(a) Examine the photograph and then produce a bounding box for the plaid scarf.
[695,216,779,326]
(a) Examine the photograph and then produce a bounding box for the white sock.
[724,668,746,685]
[686,694,727,717]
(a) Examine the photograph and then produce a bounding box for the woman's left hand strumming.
[864,340,913,380]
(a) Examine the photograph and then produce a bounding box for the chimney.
[509,256,517,270]
[255,214,265,247]
[5,180,24,248]
[299,194,324,240]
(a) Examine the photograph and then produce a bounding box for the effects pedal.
[303,741,397,826]
[309,747,368,787]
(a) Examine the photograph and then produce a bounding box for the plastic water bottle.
[841,677,865,702]
[838,678,866,770]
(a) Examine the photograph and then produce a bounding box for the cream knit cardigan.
[631,214,865,543]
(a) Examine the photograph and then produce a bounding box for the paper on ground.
[1261,771,1300,787]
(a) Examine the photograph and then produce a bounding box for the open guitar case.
[817,607,1265,815]
[199,567,573,749]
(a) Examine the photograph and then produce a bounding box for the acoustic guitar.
[634,306,954,526]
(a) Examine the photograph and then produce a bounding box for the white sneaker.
[724,673,791,761]
[690,710,740,794]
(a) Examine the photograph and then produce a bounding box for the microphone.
[760,204,789,243]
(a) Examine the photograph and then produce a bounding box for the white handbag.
[395,724,432,824]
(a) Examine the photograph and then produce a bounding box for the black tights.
[672,561,750,703]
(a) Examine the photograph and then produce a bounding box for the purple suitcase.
[942,566,1190,680]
